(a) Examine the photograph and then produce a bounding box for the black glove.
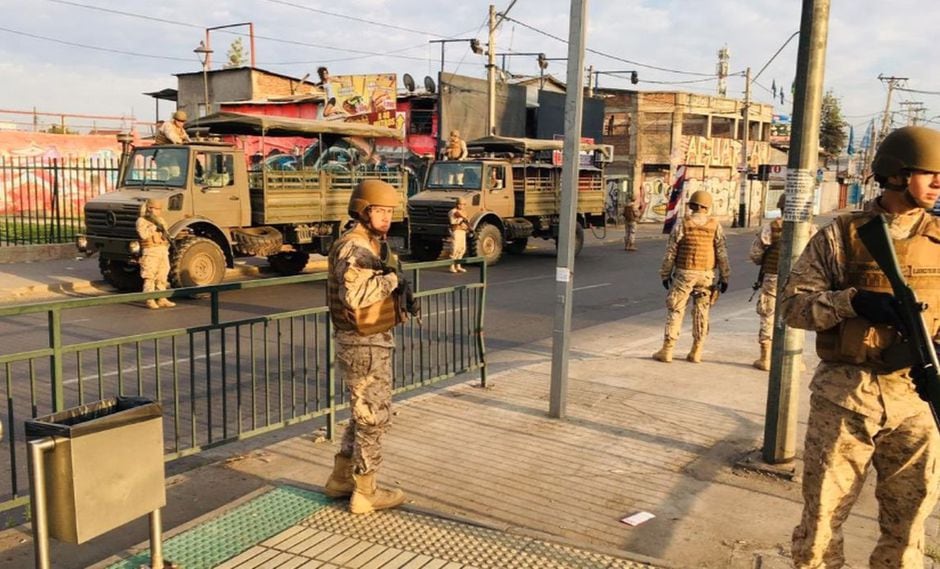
[851,290,901,325]
[398,277,420,317]
[718,280,728,294]
[662,278,671,290]
[909,354,939,404]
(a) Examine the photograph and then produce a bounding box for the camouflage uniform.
[136,215,170,293]
[328,224,400,476]
[781,202,940,568]
[623,199,643,251]
[659,212,731,344]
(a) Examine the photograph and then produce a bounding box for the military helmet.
[776,193,787,210]
[455,197,467,206]
[145,198,162,210]
[348,179,398,219]
[172,110,187,122]
[872,126,940,179]
[688,190,713,210]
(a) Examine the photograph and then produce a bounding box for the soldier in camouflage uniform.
[782,126,940,568]
[323,179,417,515]
[653,190,730,363]
[135,199,175,309]
[623,190,645,252]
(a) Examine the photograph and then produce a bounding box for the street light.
[193,41,213,117]
[428,38,485,152]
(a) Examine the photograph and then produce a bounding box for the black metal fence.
[0,156,119,246]
[0,258,487,512]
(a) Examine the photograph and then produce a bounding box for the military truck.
[77,112,408,291]
[407,136,612,265]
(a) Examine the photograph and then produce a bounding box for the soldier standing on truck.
[448,197,470,273]
[323,179,418,514]
[444,130,468,160]
[653,190,730,363]
[155,110,190,145]
[136,199,175,309]
[783,126,940,568]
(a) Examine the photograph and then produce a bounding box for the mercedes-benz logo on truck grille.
[105,211,118,227]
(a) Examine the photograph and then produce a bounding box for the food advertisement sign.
[322,74,398,129]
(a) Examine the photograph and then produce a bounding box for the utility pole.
[763,0,830,464]
[899,101,926,126]
[737,67,752,228]
[587,65,595,97]
[717,46,730,97]
[876,74,907,146]
[549,0,588,419]
[486,4,497,136]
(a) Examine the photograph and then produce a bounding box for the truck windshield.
[124,148,189,188]
[426,162,481,190]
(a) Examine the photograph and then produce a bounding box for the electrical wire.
[0,25,191,61]
[262,0,445,37]
[896,86,940,96]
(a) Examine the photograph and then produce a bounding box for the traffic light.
[470,39,483,55]
[537,53,548,70]
[630,71,638,85]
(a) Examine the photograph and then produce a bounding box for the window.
[195,152,235,188]
[682,114,708,137]
[711,117,735,139]
[488,166,505,190]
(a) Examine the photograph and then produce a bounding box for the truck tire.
[268,251,310,276]
[554,224,585,257]
[410,237,444,261]
[505,238,528,255]
[233,227,283,257]
[99,258,142,292]
[170,237,226,288]
[472,223,503,265]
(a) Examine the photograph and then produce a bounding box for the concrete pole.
[737,67,752,228]
[549,0,588,419]
[487,4,497,135]
[763,0,830,464]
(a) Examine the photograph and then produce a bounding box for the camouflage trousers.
[624,221,638,249]
[793,394,940,569]
[337,344,394,475]
[663,269,714,343]
[450,229,467,262]
[140,246,170,292]
[755,273,778,344]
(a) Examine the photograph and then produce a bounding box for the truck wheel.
[233,227,283,257]
[171,237,226,288]
[472,223,503,265]
[554,224,585,257]
[411,237,443,261]
[268,251,310,276]
[99,258,142,292]
[505,238,528,255]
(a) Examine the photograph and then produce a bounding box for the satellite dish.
[403,73,416,93]
[424,76,436,94]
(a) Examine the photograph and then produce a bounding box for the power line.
[0,25,191,62]
[499,14,717,77]
[896,86,940,96]
[262,0,445,38]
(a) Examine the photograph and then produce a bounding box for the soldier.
[323,179,418,515]
[448,197,470,273]
[749,193,787,370]
[155,110,190,145]
[444,129,468,160]
[782,126,940,568]
[623,190,645,251]
[653,190,730,363]
[135,199,175,309]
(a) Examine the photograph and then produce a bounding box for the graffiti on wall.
[640,174,739,222]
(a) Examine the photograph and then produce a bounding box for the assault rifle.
[379,241,421,323]
[857,214,940,429]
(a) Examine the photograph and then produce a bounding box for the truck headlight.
[76,235,88,252]
[128,241,141,254]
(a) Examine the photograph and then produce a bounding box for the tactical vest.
[623,203,640,223]
[445,140,463,160]
[675,217,719,271]
[761,219,784,275]
[327,225,402,336]
[815,211,940,369]
[141,218,168,248]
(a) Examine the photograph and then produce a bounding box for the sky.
[0,0,938,137]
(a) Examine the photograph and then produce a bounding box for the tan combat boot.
[349,471,406,515]
[686,340,704,363]
[652,340,675,363]
[145,299,160,310]
[157,298,176,308]
[323,453,355,498]
[753,341,771,371]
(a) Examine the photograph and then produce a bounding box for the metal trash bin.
[25,396,165,544]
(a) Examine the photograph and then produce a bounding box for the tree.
[224,38,247,69]
[819,90,847,164]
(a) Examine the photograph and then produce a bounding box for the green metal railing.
[0,257,486,512]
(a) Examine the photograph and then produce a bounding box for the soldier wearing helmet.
[444,129,468,160]
[782,126,940,568]
[447,196,471,273]
[622,188,646,252]
[653,189,730,364]
[136,199,175,309]
[748,193,816,370]
[155,110,191,145]
[324,179,413,515]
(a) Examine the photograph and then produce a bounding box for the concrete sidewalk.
[3,286,928,568]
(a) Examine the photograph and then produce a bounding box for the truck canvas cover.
[187,111,405,140]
